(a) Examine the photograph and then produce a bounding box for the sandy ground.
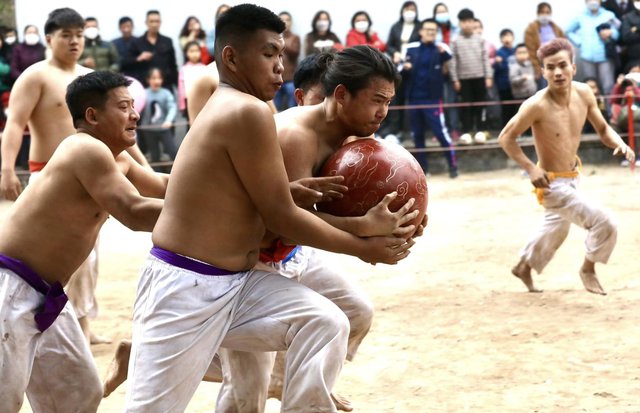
[13,165,640,413]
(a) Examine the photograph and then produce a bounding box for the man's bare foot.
[579,269,607,295]
[90,332,112,345]
[511,259,542,293]
[103,339,131,398]
[332,393,354,412]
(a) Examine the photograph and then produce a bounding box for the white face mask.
[635,1,640,10]
[538,15,552,25]
[316,20,330,32]
[587,0,600,11]
[84,27,99,40]
[24,33,39,46]
[354,21,369,33]
[4,36,16,45]
[435,13,450,24]
[403,10,417,23]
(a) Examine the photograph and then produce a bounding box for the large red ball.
[317,138,428,227]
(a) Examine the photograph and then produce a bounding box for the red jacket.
[346,29,386,52]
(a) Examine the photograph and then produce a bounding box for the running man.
[498,38,634,295]
[0,70,166,412]
[0,8,148,343]
[124,5,414,412]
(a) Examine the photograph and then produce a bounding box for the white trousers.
[124,254,349,413]
[214,247,375,413]
[521,176,617,273]
[0,268,102,413]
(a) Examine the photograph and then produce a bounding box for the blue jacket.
[566,7,619,62]
[403,41,451,101]
[494,46,515,92]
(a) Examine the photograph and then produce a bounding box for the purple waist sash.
[0,254,68,332]
[150,246,237,276]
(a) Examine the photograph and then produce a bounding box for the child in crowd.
[494,29,516,129]
[403,18,458,178]
[509,44,537,105]
[450,8,493,145]
[139,67,178,167]
[178,41,207,122]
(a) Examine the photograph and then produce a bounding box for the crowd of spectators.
[2,0,640,169]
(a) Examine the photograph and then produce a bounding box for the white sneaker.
[474,131,487,144]
[459,133,473,145]
[621,159,630,167]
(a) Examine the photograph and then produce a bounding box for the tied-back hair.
[321,45,399,97]
[537,38,573,67]
[66,71,131,127]
[214,4,285,62]
[44,7,84,35]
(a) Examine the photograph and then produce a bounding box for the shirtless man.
[0,70,166,412]
[124,5,414,412]
[103,53,401,409]
[214,48,423,413]
[0,8,148,344]
[498,38,634,295]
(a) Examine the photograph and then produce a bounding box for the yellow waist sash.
[534,157,582,205]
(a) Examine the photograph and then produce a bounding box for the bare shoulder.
[275,106,313,142]
[518,90,546,117]
[12,61,47,87]
[573,81,596,103]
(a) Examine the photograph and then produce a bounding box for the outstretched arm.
[586,87,636,163]
[77,141,162,232]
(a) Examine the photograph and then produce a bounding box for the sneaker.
[621,159,630,167]
[474,131,487,144]
[449,167,459,178]
[459,133,473,145]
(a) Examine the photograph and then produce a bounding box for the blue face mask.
[435,12,450,24]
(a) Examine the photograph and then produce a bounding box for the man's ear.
[294,88,304,106]
[221,45,238,73]
[85,107,98,125]
[334,84,347,106]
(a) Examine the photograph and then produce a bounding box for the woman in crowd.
[524,2,565,89]
[346,10,386,51]
[10,24,45,82]
[178,16,211,64]
[304,10,343,55]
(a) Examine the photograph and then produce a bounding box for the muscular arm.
[119,151,168,198]
[232,103,408,263]
[498,97,552,188]
[125,143,151,168]
[1,71,42,199]
[76,141,162,232]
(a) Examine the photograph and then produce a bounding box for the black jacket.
[126,32,178,88]
[386,21,420,58]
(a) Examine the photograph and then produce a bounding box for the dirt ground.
[14,165,640,413]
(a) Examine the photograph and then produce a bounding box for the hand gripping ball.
[317,138,428,227]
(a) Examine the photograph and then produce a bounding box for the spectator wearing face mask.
[79,17,120,72]
[1,28,18,65]
[525,2,566,89]
[433,2,458,45]
[566,0,619,96]
[346,11,386,51]
[10,24,45,82]
[304,10,343,56]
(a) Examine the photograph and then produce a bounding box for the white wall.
[16,0,584,64]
